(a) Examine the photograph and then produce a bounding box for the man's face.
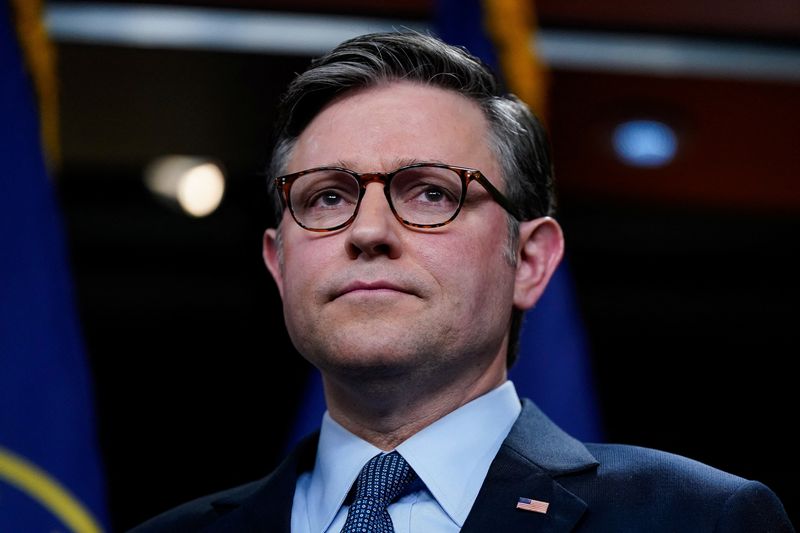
[264,82,520,383]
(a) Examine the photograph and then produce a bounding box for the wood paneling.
[537,0,800,40]
[550,70,800,212]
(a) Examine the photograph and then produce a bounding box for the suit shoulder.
[128,479,263,533]
[575,443,794,532]
[585,442,747,493]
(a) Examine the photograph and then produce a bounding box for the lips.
[333,280,415,300]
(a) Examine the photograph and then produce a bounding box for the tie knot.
[354,451,416,505]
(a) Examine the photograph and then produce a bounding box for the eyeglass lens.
[289,166,463,230]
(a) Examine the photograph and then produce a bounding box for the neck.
[322,354,507,450]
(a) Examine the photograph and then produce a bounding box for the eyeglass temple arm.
[473,173,523,221]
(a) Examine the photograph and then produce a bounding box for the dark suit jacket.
[131,399,794,532]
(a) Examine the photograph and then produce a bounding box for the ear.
[262,228,284,299]
[513,217,564,310]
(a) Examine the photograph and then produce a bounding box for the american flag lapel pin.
[516,497,550,514]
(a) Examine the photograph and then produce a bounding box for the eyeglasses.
[275,162,519,232]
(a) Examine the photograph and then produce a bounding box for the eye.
[292,170,358,211]
[418,185,448,203]
[390,167,462,214]
[305,186,358,211]
[405,181,459,206]
[312,189,345,207]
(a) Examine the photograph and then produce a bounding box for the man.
[132,32,793,532]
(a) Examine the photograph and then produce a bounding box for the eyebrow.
[334,157,450,171]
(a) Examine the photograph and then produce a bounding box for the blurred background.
[3,0,798,530]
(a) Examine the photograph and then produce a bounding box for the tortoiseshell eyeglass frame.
[275,162,520,232]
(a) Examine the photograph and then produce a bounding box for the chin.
[307,343,431,379]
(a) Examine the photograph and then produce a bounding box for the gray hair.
[267,31,556,367]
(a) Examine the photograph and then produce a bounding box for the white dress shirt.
[291,381,522,532]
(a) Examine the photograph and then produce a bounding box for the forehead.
[287,81,500,178]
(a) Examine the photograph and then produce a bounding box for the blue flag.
[0,2,108,531]
[509,263,603,441]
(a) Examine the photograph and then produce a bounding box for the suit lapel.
[462,400,598,533]
[460,446,589,532]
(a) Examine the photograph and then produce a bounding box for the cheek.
[417,231,513,305]
[281,238,333,299]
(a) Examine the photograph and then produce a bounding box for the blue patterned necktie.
[341,451,417,533]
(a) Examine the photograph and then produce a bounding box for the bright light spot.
[612,120,678,168]
[144,156,225,217]
[176,163,225,217]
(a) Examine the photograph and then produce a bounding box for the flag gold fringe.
[10,0,60,170]
[483,0,549,122]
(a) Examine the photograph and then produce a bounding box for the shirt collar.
[305,411,383,533]
[305,381,521,531]
[397,381,521,526]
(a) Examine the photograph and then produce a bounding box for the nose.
[344,182,402,259]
